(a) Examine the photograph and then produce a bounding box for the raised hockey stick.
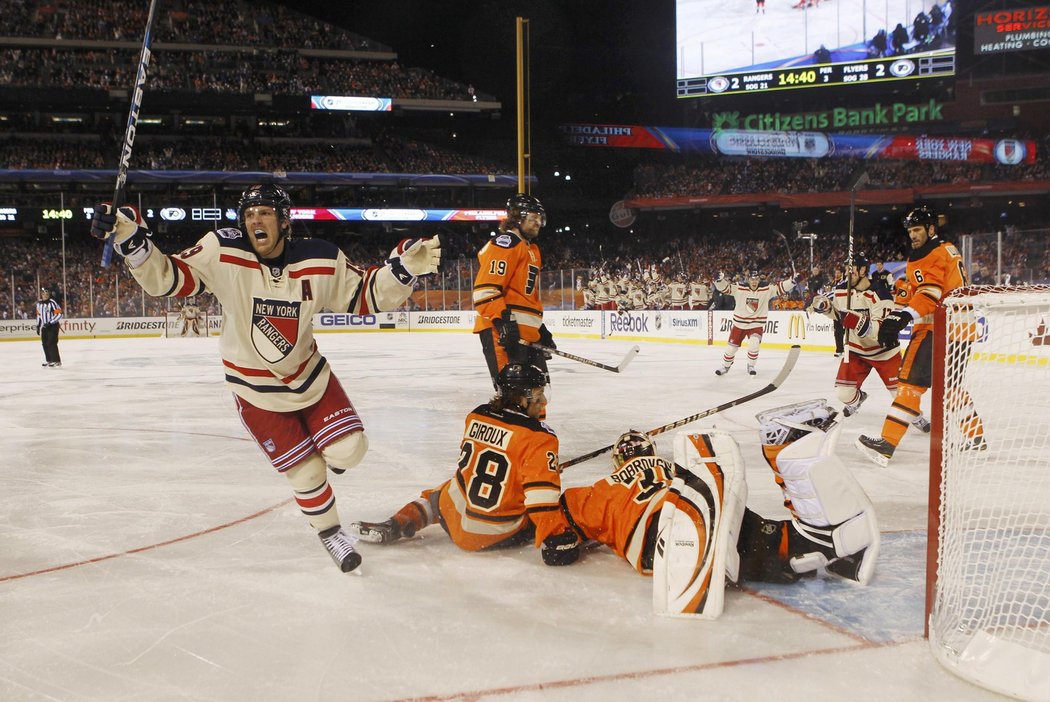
[521,340,639,373]
[101,0,160,268]
[559,344,801,470]
[772,229,798,279]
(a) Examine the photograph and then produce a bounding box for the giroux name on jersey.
[466,419,511,450]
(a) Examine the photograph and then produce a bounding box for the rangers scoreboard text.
[678,53,955,97]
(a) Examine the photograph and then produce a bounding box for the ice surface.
[0,334,1008,701]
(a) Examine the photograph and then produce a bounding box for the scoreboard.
[677,52,955,97]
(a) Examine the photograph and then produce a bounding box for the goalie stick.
[101,0,159,268]
[520,340,639,373]
[559,344,801,470]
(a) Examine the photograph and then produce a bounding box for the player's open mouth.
[254,229,267,240]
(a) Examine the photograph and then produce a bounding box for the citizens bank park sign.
[559,122,1035,165]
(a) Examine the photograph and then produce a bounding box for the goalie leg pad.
[774,423,881,585]
[653,431,746,619]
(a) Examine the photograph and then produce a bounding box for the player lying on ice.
[352,394,879,618]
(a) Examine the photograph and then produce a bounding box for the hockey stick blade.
[520,341,639,374]
[617,345,640,372]
[559,345,801,470]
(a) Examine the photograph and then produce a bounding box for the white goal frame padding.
[927,285,1050,702]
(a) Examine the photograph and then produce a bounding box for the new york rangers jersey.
[127,228,415,412]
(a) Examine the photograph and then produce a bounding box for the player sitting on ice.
[808,252,931,431]
[559,402,878,617]
[349,362,582,566]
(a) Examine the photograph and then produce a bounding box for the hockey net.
[164,309,210,338]
[927,285,1050,702]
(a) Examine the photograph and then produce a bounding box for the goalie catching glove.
[89,204,153,268]
[386,236,442,285]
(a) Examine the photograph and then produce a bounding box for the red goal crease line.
[0,499,293,584]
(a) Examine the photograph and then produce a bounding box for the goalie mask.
[613,430,656,468]
[238,184,293,237]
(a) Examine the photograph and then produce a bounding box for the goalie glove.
[877,308,912,347]
[90,204,153,269]
[541,529,581,566]
[386,236,441,284]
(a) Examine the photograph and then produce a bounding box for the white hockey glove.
[809,294,834,316]
[387,236,441,284]
[90,203,153,268]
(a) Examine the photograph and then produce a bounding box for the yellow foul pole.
[515,17,529,195]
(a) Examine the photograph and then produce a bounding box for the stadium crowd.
[4,219,1045,321]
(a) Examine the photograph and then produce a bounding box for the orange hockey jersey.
[562,455,678,574]
[901,236,969,331]
[472,231,544,342]
[436,403,569,552]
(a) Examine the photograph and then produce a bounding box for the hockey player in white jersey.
[91,184,441,572]
[713,269,797,376]
[808,252,930,431]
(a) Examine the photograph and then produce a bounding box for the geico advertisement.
[409,311,474,329]
[316,312,400,330]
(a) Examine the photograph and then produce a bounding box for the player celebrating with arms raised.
[713,270,797,376]
[91,183,441,572]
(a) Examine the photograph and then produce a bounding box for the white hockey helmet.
[613,429,656,468]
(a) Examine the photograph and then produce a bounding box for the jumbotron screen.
[676,0,956,97]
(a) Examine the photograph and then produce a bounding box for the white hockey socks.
[285,454,341,532]
[757,400,880,585]
[653,431,747,619]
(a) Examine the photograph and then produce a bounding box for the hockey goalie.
[178,300,203,337]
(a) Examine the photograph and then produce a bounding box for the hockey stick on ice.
[521,340,639,373]
[101,0,160,268]
[559,344,801,470]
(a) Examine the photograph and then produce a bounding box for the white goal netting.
[929,285,1050,702]
[164,309,210,338]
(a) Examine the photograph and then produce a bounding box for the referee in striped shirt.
[36,286,62,367]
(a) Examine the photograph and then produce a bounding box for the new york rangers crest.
[251,297,301,362]
[746,297,760,313]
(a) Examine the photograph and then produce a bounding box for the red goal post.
[926,284,1050,701]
